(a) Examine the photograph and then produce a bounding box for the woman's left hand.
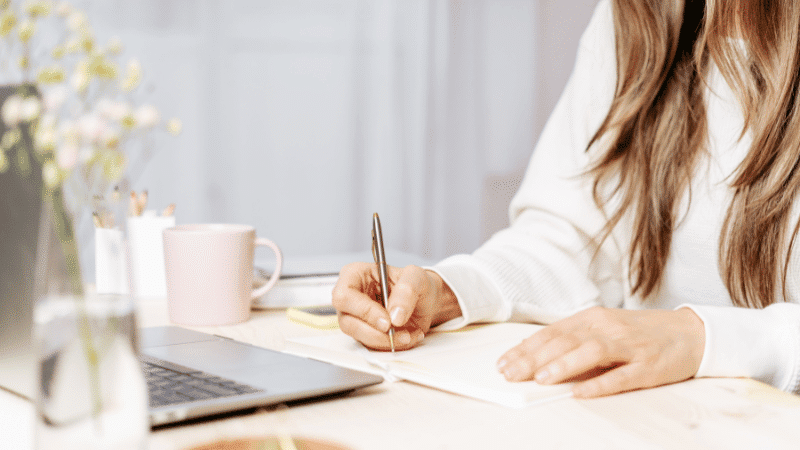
[496,306,705,398]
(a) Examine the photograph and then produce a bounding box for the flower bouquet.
[0,1,180,448]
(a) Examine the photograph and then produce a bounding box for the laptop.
[140,326,383,426]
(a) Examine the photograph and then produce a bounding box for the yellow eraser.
[286,305,339,329]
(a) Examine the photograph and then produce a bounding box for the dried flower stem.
[47,185,104,423]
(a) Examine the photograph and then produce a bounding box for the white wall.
[82,0,599,262]
[537,0,600,136]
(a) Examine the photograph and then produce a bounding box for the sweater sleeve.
[430,0,623,330]
[679,303,800,393]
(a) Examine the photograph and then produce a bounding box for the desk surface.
[4,298,800,450]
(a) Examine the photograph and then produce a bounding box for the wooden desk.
[4,298,800,450]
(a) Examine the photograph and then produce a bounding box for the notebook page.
[287,322,574,408]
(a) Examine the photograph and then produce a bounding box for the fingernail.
[496,358,508,371]
[390,307,405,326]
[376,318,390,332]
[534,369,550,383]
[398,331,411,346]
[503,364,521,381]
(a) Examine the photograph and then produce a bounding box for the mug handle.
[251,237,283,301]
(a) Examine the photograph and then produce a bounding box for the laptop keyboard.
[140,354,263,408]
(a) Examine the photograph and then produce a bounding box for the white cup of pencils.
[127,190,176,298]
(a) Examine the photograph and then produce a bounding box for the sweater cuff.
[425,254,508,331]
[678,303,800,392]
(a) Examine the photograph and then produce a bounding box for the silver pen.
[372,212,395,353]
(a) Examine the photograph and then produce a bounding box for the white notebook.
[287,322,574,408]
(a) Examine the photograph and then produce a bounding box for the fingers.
[533,339,623,385]
[497,307,633,384]
[495,307,703,398]
[332,262,392,332]
[498,332,587,382]
[498,306,601,361]
[498,332,628,387]
[332,262,428,351]
[496,315,590,381]
[572,363,644,398]
[338,313,424,351]
[387,265,430,327]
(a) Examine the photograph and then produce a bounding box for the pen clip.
[371,229,378,264]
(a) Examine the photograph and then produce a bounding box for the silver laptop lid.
[141,326,383,426]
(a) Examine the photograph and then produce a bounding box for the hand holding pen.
[331,214,463,352]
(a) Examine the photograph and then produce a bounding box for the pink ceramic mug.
[162,224,282,326]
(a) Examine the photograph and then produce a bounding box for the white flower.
[166,118,182,136]
[101,128,120,149]
[35,124,57,152]
[56,2,73,17]
[67,11,87,32]
[96,98,114,117]
[96,99,130,121]
[105,36,123,55]
[56,142,78,169]
[65,37,80,53]
[77,114,106,143]
[42,161,60,188]
[40,113,57,130]
[20,97,41,122]
[135,104,160,128]
[78,145,94,164]
[121,59,141,91]
[1,95,23,126]
[58,120,79,144]
[1,129,19,149]
[71,66,89,92]
[18,20,34,43]
[43,86,68,112]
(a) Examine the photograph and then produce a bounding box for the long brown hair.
[589,0,800,308]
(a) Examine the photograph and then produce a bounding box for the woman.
[332,0,800,398]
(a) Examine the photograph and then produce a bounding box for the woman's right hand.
[331,263,462,351]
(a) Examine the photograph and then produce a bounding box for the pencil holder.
[94,227,129,295]
[128,212,175,298]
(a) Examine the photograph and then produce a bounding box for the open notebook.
[287,322,574,408]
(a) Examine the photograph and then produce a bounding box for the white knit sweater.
[430,0,800,394]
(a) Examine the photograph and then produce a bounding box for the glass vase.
[33,187,149,450]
